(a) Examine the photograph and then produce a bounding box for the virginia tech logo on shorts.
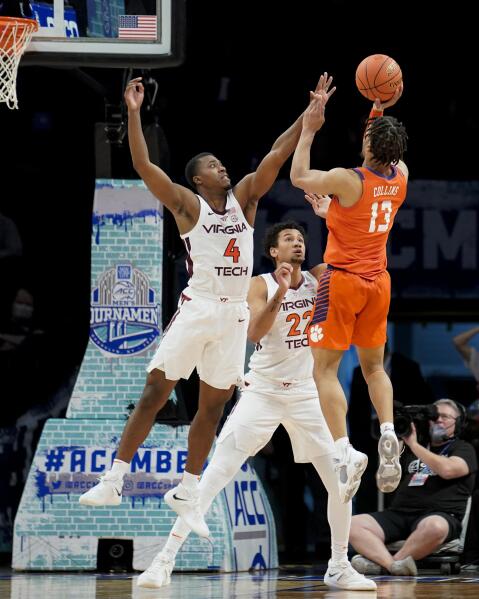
[90,263,160,357]
[309,324,324,343]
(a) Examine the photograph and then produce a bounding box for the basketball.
[355,54,402,102]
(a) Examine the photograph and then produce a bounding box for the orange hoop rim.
[0,16,39,33]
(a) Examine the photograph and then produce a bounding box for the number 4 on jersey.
[224,238,241,263]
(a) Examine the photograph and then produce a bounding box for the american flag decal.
[118,15,157,40]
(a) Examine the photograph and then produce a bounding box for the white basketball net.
[0,18,38,109]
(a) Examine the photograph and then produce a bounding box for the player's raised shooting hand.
[373,82,404,111]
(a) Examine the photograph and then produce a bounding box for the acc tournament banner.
[221,460,278,571]
[12,420,277,571]
[67,179,167,419]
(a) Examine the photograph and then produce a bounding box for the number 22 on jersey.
[369,200,392,233]
[286,311,313,336]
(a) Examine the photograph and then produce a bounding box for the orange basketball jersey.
[323,165,407,280]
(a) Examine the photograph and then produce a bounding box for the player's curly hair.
[184,152,214,189]
[365,116,408,166]
[264,221,307,264]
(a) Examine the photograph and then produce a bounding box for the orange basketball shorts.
[308,267,391,350]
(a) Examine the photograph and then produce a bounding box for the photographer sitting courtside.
[349,399,477,576]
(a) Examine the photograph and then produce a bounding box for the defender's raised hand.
[305,193,331,218]
[303,93,328,132]
[310,72,336,102]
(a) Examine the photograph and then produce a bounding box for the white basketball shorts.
[147,290,249,390]
[216,372,335,462]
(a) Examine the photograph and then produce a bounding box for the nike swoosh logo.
[172,493,188,501]
[208,212,214,215]
[238,319,245,322]
[115,489,122,496]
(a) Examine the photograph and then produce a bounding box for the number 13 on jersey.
[369,200,392,233]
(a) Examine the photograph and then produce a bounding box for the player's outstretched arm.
[234,74,335,220]
[233,114,303,221]
[291,85,360,201]
[290,93,351,197]
[125,78,198,224]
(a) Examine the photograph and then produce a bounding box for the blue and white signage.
[90,263,160,357]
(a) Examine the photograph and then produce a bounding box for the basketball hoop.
[0,16,38,109]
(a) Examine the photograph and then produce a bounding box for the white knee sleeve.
[198,433,250,512]
[311,453,352,547]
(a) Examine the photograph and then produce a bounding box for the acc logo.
[90,263,160,357]
[309,324,324,343]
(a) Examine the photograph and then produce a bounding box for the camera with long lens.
[394,402,438,439]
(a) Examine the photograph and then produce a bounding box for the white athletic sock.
[162,435,249,560]
[334,436,349,453]
[380,422,395,435]
[331,541,349,566]
[110,459,129,478]
[163,528,187,559]
[312,454,351,564]
[181,470,200,491]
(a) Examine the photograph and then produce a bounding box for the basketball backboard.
[22,0,185,68]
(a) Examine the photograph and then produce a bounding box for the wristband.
[369,107,384,119]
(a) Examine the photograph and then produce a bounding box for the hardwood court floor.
[1,568,479,598]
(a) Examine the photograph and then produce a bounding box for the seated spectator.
[453,326,479,384]
[349,399,477,576]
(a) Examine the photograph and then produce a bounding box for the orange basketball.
[355,54,402,102]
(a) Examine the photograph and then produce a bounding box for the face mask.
[12,302,33,321]
[429,423,450,444]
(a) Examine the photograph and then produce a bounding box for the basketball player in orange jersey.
[290,78,408,503]
[80,74,333,538]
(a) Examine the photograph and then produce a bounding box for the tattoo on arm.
[269,294,282,313]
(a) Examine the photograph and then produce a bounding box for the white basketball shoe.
[334,444,368,503]
[324,560,377,590]
[164,483,209,537]
[137,551,175,589]
[79,471,123,506]
[377,430,402,493]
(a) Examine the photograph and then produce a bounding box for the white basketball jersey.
[248,271,318,382]
[180,190,254,300]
